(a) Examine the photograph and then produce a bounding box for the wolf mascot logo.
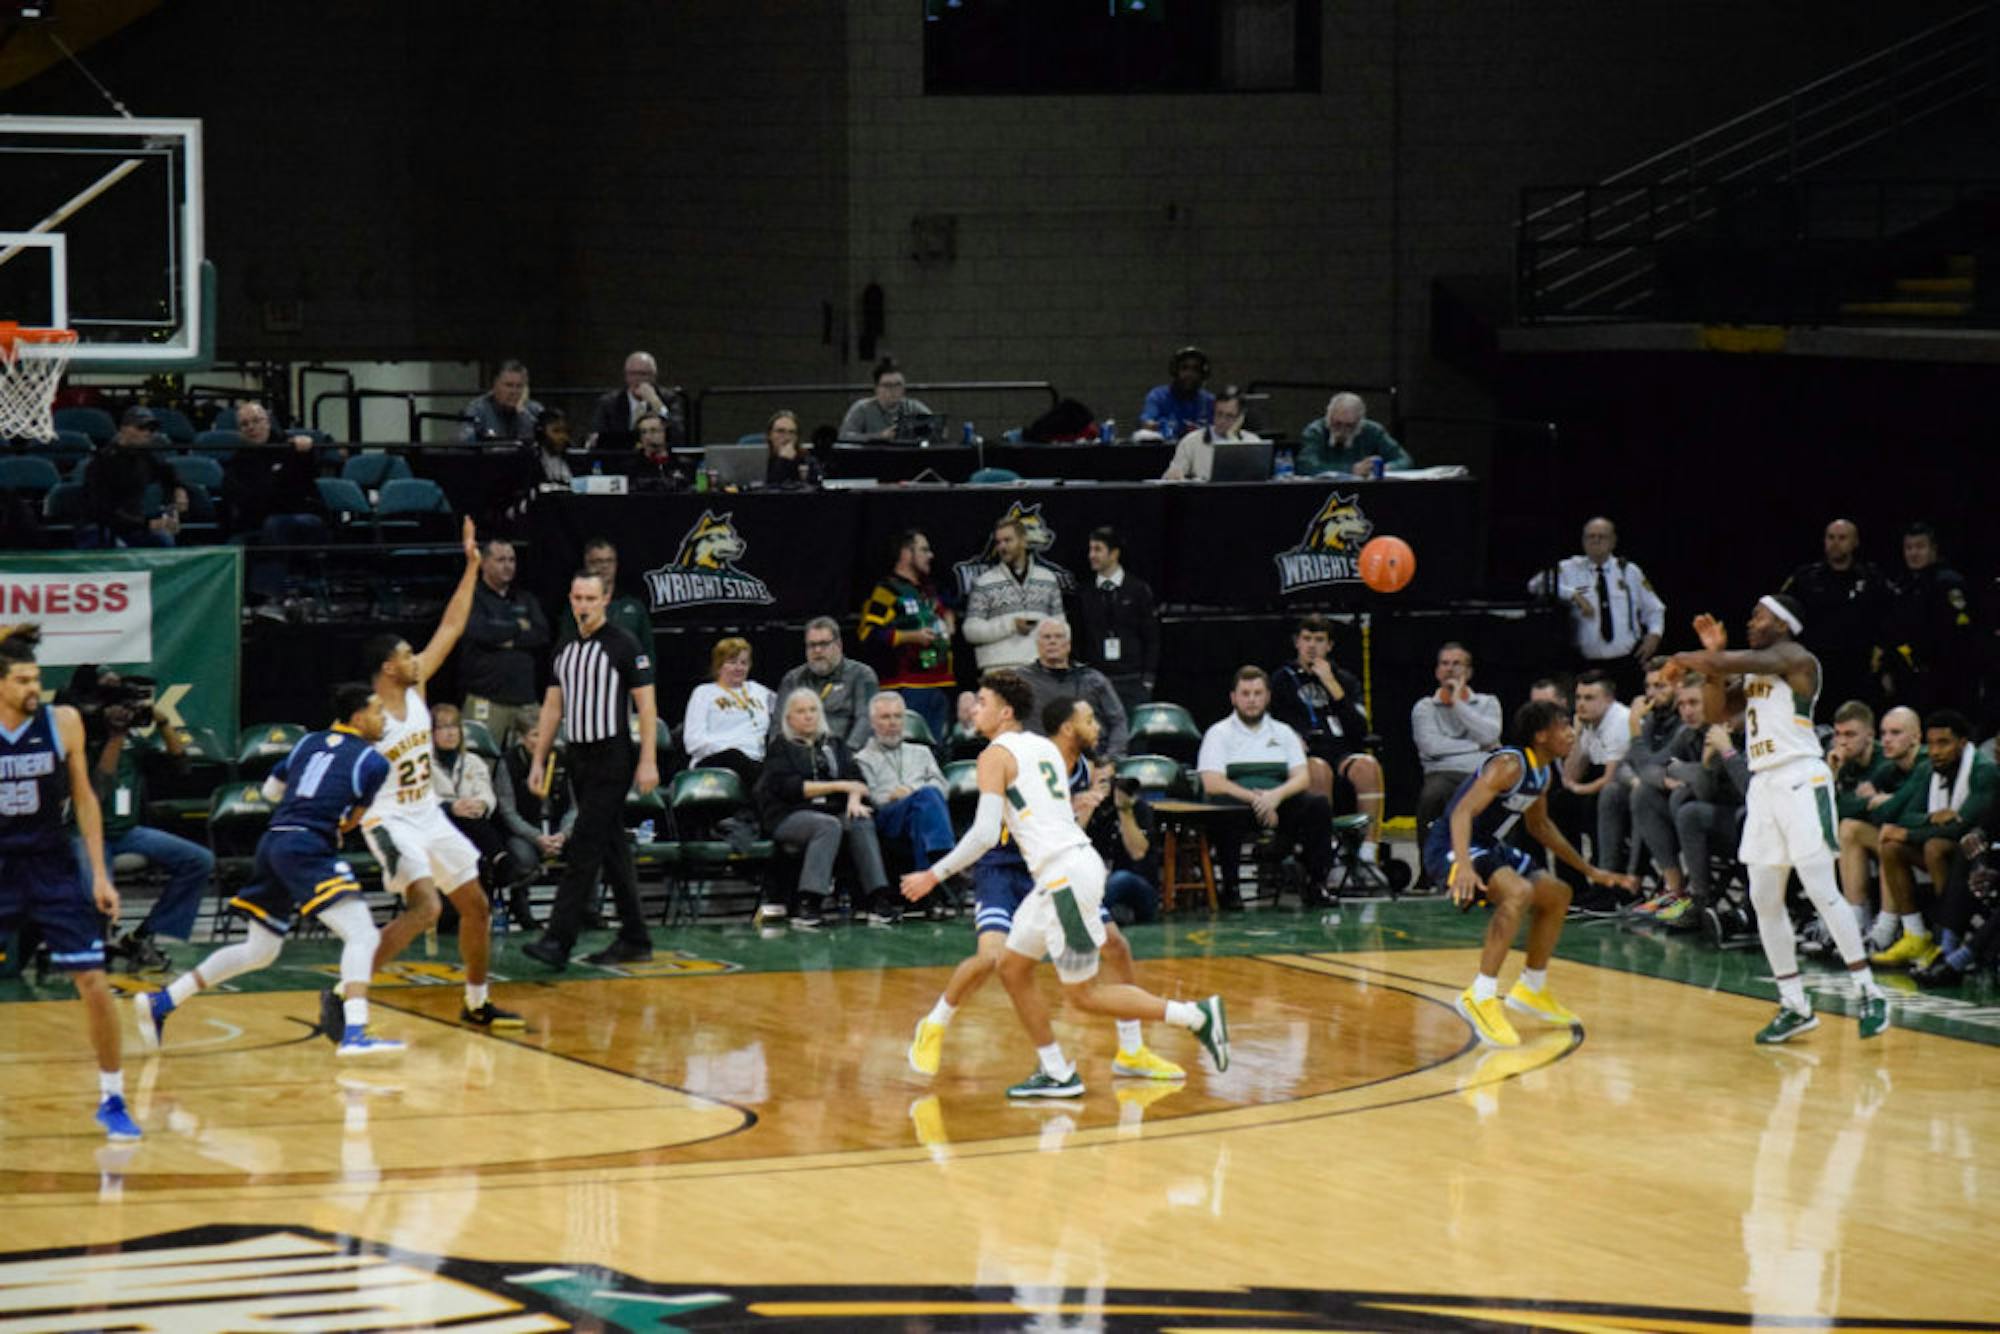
[1274,492,1375,594]
[642,511,776,610]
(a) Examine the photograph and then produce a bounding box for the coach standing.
[522,571,659,970]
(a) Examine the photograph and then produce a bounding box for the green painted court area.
[6,900,1997,1047]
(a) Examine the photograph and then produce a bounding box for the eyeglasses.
[805,638,838,649]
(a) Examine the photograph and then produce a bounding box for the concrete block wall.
[0,0,1968,440]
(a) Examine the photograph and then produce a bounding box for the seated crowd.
[4,341,1426,560]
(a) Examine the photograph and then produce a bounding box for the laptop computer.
[1209,439,1274,482]
[701,443,770,489]
[891,412,949,444]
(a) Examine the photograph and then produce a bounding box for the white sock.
[1520,967,1548,993]
[1472,973,1498,1001]
[1777,974,1809,1012]
[1850,965,1882,998]
[99,1069,123,1098]
[1848,899,1871,933]
[927,997,956,1027]
[465,982,488,1010]
[343,997,368,1030]
[166,971,201,1006]
[1164,999,1201,1029]
[1868,913,1898,947]
[1036,1042,1073,1080]
[1115,1019,1142,1051]
[1901,913,1927,939]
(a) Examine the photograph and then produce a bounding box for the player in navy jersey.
[135,684,407,1057]
[1425,698,1635,1048]
[0,626,138,1140]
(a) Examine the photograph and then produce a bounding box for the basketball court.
[2,906,1995,1331]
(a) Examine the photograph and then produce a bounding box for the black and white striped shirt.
[551,623,653,744]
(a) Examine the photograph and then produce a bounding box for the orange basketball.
[1358,535,1416,593]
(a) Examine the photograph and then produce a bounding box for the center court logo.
[642,511,775,611]
[6,1228,1978,1333]
[1274,491,1375,594]
[951,501,1075,598]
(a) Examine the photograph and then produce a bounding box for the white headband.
[1759,595,1803,635]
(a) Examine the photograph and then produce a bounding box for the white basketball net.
[0,326,78,442]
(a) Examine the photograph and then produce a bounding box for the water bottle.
[591,459,603,477]
[694,467,709,493]
[1273,447,1295,480]
[636,818,656,843]
[961,420,975,446]
[1100,417,1116,445]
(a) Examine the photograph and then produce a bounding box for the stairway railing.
[1519,5,1995,321]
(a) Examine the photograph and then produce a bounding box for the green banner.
[0,549,242,744]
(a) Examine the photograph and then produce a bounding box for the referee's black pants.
[545,737,647,952]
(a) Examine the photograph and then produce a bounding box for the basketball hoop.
[0,322,79,442]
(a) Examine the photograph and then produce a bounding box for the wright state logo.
[951,501,1075,599]
[1274,492,1375,594]
[642,511,776,611]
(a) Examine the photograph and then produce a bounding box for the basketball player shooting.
[1666,596,1888,1043]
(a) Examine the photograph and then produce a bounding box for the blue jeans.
[875,786,955,864]
[78,827,216,941]
[896,687,952,742]
[1105,869,1159,925]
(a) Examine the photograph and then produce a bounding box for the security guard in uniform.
[1527,516,1665,703]
[1880,521,1974,716]
[1781,517,1891,714]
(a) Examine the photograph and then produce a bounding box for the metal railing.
[696,380,1059,443]
[1519,4,1995,320]
[308,385,691,443]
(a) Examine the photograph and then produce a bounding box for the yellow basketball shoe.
[1112,1045,1186,1080]
[907,1018,945,1077]
[1505,980,1582,1027]
[1456,987,1521,1047]
[908,1095,948,1149]
[1870,932,1933,968]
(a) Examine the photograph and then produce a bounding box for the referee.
[522,570,660,970]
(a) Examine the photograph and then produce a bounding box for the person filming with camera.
[59,667,215,972]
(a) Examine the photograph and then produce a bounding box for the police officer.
[1880,521,1974,716]
[1527,516,1665,703]
[1781,517,1891,715]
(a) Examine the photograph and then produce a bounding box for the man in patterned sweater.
[963,516,1063,673]
[859,528,958,739]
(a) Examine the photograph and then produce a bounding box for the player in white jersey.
[901,670,1228,1098]
[326,519,524,1036]
[1667,594,1887,1043]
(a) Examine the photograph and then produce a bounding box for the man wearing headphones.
[1138,346,1215,441]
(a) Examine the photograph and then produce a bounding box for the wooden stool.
[1152,800,1227,913]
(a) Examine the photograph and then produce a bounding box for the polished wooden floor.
[2,932,1997,1331]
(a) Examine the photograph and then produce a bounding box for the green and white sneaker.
[1006,1069,1084,1100]
[1857,992,1889,1040]
[1192,994,1230,1072]
[1754,1005,1820,1045]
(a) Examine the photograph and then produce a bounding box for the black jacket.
[1069,571,1159,681]
[461,581,551,704]
[754,733,863,832]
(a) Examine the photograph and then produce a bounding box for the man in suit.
[587,350,685,451]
